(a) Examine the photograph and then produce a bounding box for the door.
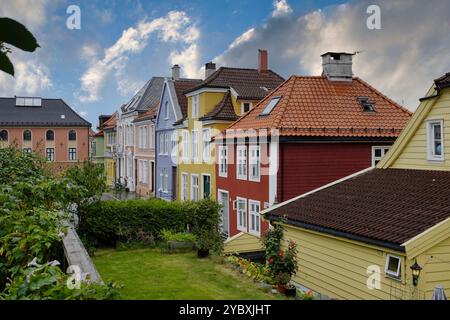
[172,166,177,200]
[218,190,229,238]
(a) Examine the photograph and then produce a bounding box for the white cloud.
[0,0,53,97]
[80,42,101,61]
[78,10,201,102]
[0,58,52,96]
[79,111,88,117]
[0,0,49,30]
[214,0,450,111]
[272,0,293,18]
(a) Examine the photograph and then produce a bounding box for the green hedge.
[78,199,218,247]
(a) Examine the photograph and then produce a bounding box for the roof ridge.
[225,75,295,130]
[354,77,413,116]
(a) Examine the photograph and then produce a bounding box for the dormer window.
[260,97,281,116]
[427,120,444,161]
[358,96,375,112]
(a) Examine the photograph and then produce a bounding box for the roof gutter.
[266,214,405,253]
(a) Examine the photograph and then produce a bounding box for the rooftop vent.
[15,97,42,107]
[321,52,354,82]
[61,114,66,119]
[260,96,281,116]
[357,96,376,112]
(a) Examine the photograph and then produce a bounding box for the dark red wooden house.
[215,52,412,240]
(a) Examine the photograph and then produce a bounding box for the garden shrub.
[0,146,120,299]
[161,229,196,243]
[78,198,222,249]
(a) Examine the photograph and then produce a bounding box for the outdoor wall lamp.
[410,259,422,286]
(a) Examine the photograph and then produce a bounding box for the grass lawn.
[93,248,283,300]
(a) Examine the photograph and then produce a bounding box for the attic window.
[260,97,281,116]
[357,96,375,112]
[16,97,42,107]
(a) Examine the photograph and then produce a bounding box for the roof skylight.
[260,96,281,116]
[357,96,375,112]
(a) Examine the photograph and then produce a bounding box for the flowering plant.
[261,223,299,285]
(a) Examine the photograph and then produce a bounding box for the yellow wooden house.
[255,72,450,300]
[102,113,117,187]
[176,53,284,201]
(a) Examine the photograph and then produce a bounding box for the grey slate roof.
[0,97,91,127]
[122,77,165,113]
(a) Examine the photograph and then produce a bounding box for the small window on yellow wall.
[385,255,401,279]
[427,120,444,161]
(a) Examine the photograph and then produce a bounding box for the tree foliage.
[0,17,40,76]
[0,147,118,299]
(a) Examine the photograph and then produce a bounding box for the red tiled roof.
[174,79,203,118]
[184,67,285,100]
[133,107,157,123]
[102,113,116,130]
[200,91,238,121]
[266,169,450,248]
[223,76,412,138]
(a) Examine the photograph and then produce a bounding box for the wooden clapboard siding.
[390,88,450,171]
[282,224,410,300]
[223,232,264,254]
[416,236,450,298]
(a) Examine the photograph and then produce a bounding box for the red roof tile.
[102,113,116,130]
[224,76,412,138]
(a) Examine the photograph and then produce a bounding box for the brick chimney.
[321,52,354,82]
[258,49,268,73]
[172,64,180,80]
[205,62,216,79]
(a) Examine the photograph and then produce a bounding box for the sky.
[1,0,450,129]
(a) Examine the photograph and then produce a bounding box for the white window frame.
[249,145,260,182]
[163,167,168,192]
[192,94,199,118]
[191,174,199,201]
[218,145,228,178]
[139,160,143,182]
[182,130,189,161]
[236,145,247,180]
[191,130,199,162]
[201,173,211,199]
[248,200,261,236]
[171,130,178,157]
[202,128,211,163]
[427,119,445,161]
[164,101,169,120]
[158,132,163,155]
[149,125,155,149]
[371,146,391,167]
[165,132,170,155]
[236,197,247,232]
[159,170,164,191]
[144,160,149,184]
[143,125,148,148]
[68,148,77,161]
[181,172,189,201]
[241,101,253,114]
[385,254,402,279]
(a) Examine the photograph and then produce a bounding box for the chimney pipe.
[321,52,354,81]
[205,62,216,79]
[258,49,268,73]
[172,64,180,80]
